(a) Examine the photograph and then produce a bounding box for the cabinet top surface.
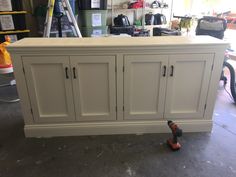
[8,36,229,50]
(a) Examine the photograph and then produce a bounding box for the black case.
[110,26,134,36]
[153,27,181,36]
[195,16,227,39]
[114,14,130,27]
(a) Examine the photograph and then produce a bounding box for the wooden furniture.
[7,36,228,137]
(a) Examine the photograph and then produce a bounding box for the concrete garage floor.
[0,81,236,177]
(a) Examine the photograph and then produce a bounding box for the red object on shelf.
[128,0,144,9]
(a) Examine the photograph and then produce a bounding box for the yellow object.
[0,36,12,66]
[49,0,55,17]
[180,18,192,29]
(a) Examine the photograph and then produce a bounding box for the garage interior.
[0,0,236,177]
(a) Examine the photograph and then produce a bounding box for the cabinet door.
[124,55,168,120]
[22,56,75,123]
[70,56,116,121]
[165,54,213,119]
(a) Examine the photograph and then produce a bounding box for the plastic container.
[81,26,108,37]
[80,10,107,27]
[78,0,107,10]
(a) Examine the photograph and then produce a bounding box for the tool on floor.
[43,0,82,38]
[167,121,182,151]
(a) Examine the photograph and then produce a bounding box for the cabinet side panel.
[10,54,34,124]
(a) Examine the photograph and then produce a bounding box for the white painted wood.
[7,36,228,50]
[124,55,168,120]
[24,120,213,137]
[164,54,214,119]
[8,36,228,137]
[205,50,227,120]
[70,56,116,121]
[22,56,75,123]
[10,54,34,124]
[116,54,124,121]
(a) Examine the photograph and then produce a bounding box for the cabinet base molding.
[24,120,213,137]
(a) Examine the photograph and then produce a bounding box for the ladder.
[43,0,82,38]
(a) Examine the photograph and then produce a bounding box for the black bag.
[110,26,135,36]
[153,27,181,36]
[154,13,167,25]
[151,0,161,8]
[145,13,154,25]
[114,14,130,27]
[195,16,227,39]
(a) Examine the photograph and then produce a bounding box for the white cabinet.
[71,55,116,121]
[164,54,214,119]
[124,54,168,120]
[8,37,228,137]
[22,56,75,123]
[24,54,212,123]
[124,53,214,120]
[23,55,117,123]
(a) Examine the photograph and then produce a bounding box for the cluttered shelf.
[110,7,168,11]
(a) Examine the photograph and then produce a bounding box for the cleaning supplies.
[0,36,12,66]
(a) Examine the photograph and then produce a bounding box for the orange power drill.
[167,121,183,150]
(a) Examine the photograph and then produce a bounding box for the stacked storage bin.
[78,0,108,37]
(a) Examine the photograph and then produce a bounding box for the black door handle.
[73,67,76,79]
[170,65,174,77]
[65,67,69,79]
[163,65,166,77]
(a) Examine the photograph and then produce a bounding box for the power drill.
[167,121,183,150]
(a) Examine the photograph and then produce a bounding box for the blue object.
[54,0,75,15]
[54,0,64,17]
[69,0,75,14]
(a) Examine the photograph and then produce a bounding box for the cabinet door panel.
[71,56,116,121]
[124,55,168,120]
[165,54,213,119]
[23,56,75,123]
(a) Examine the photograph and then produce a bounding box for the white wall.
[172,0,236,17]
[108,0,173,25]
